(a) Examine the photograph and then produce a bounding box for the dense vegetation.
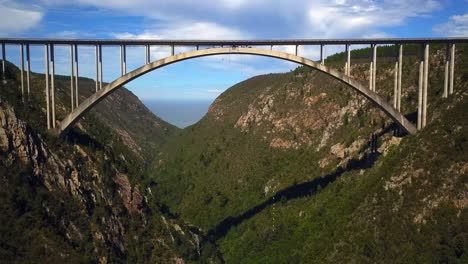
[0,64,220,263]
[148,44,468,262]
[1,43,466,263]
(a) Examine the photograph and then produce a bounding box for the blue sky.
[1,0,467,101]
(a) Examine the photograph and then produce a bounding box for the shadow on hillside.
[64,128,104,150]
[207,133,388,241]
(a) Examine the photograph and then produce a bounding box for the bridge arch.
[58,47,416,136]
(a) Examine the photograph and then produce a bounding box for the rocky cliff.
[0,64,220,263]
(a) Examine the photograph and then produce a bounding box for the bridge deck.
[1,38,468,46]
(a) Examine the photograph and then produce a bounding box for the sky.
[1,0,467,101]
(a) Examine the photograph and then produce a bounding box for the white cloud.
[304,0,441,38]
[433,13,468,37]
[0,1,43,36]
[114,21,250,40]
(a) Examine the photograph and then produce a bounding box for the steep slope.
[149,44,468,262]
[0,64,220,263]
[3,61,178,163]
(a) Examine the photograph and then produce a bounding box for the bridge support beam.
[345,44,351,75]
[372,44,377,91]
[74,45,79,108]
[50,44,56,128]
[70,45,75,110]
[44,45,50,129]
[99,45,103,90]
[417,44,430,130]
[171,45,174,56]
[1,43,5,83]
[320,44,325,65]
[422,44,429,128]
[449,44,455,95]
[26,44,30,100]
[397,44,403,111]
[20,44,24,101]
[95,45,99,92]
[394,45,403,110]
[145,45,150,64]
[369,44,375,91]
[120,45,126,76]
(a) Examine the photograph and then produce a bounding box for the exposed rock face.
[0,100,198,262]
[230,77,366,151]
[114,173,144,214]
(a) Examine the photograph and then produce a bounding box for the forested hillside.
[149,44,468,262]
[0,64,220,263]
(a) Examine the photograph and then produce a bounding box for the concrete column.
[50,44,56,128]
[369,44,374,91]
[120,45,126,76]
[70,45,75,110]
[171,45,175,56]
[74,45,79,107]
[26,44,30,99]
[196,45,200,51]
[422,44,429,128]
[397,44,403,111]
[45,45,50,129]
[394,49,398,109]
[95,45,99,92]
[99,44,103,90]
[295,45,299,56]
[20,44,24,100]
[320,44,325,65]
[123,45,126,75]
[449,44,455,95]
[1,43,5,82]
[120,45,123,76]
[346,44,351,75]
[443,44,449,98]
[145,45,150,64]
[372,44,377,92]
[417,45,424,130]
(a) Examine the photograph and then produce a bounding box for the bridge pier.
[145,45,150,64]
[372,44,377,91]
[394,45,403,111]
[369,44,375,91]
[449,44,455,95]
[422,44,429,128]
[74,45,79,108]
[397,45,403,111]
[44,45,50,129]
[1,43,5,83]
[70,45,75,110]
[417,44,430,130]
[95,45,99,92]
[26,44,30,100]
[20,44,24,101]
[345,44,351,75]
[50,44,56,128]
[171,45,175,56]
[120,45,126,76]
[99,45,103,90]
[320,44,325,65]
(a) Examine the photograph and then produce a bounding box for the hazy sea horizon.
[143,99,214,128]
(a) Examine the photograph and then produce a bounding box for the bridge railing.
[1,38,467,131]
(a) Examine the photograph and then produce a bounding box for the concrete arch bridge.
[1,38,467,136]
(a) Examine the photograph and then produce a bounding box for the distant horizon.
[143,98,214,128]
